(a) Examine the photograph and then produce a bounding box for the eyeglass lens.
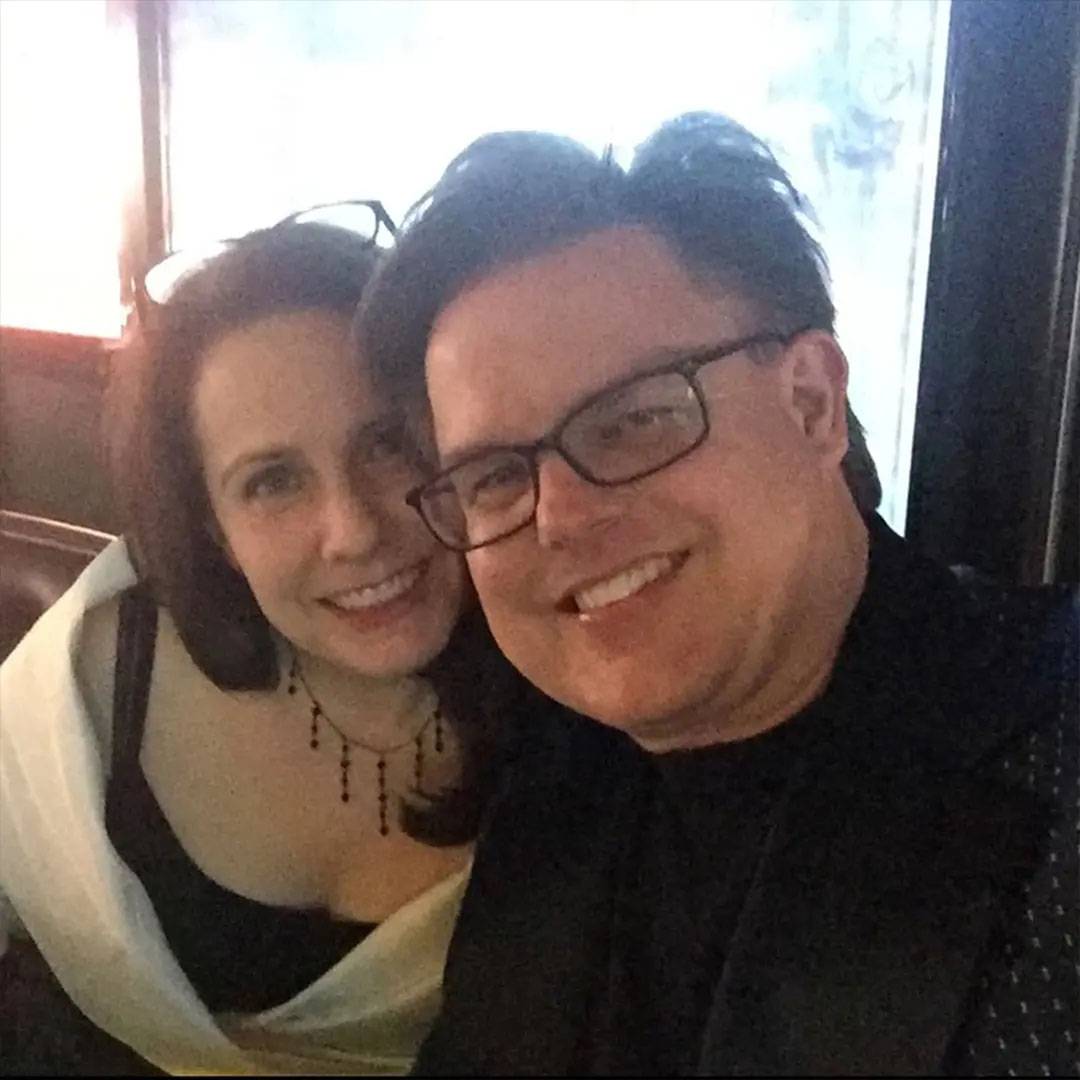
[422,370,706,549]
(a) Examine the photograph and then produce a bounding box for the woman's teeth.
[574,554,677,612]
[328,565,422,610]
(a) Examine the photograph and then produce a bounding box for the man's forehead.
[427,228,757,362]
[424,226,756,452]
[432,226,708,341]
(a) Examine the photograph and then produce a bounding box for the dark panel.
[0,510,115,659]
[1051,327,1078,582]
[909,0,1080,584]
[0,329,116,531]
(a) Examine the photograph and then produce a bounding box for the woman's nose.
[318,484,382,561]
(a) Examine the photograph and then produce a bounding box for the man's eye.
[472,466,518,495]
[464,460,530,504]
[598,406,673,441]
[243,464,301,501]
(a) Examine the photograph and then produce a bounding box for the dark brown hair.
[357,112,881,513]
[108,221,511,844]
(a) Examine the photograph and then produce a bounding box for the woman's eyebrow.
[348,413,404,449]
[218,445,293,488]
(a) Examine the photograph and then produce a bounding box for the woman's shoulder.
[2,539,134,752]
[76,587,122,753]
[81,583,221,754]
[6,537,208,758]
[3,538,135,666]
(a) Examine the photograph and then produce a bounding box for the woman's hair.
[107,221,510,845]
[358,112,881,514]
[110,223,379,689]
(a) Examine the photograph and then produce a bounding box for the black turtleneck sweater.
[415,513,1078,1077]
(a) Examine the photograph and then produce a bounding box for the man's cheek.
[468,553,521,607]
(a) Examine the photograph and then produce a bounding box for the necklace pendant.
[414,732,425,787]
[377,755,389,835]
[340,741,351,803]
[288,651,448,834]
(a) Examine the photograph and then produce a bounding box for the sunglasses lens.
[142,241,232,306]
[139,201,394,311]
[290,202,392,245]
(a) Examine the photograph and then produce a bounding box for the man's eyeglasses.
[407,330,800,552]
[135,199,396,319]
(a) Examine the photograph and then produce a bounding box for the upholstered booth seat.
[0,511,114,662]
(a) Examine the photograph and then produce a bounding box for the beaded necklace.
[286,654,444,836]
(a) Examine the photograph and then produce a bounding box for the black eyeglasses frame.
[407,329,803,552]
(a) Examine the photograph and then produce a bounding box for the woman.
[0,219,516,1074]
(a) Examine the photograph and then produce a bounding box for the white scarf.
[0,540,467,1075]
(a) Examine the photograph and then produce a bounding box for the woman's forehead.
[191,309,386,462]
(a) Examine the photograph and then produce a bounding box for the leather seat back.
[0,512,115,662]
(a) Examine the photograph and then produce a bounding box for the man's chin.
[556,681,690,746]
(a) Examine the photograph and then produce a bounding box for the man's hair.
[358,111,881,513]
[108,222,510,845]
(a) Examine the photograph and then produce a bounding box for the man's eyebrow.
[629,342,718,369]
[439,438,524,472]
[436,341,724,472]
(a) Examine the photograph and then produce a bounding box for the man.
[358,114,1078,1076]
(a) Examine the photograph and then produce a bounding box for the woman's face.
[192,308,466,678]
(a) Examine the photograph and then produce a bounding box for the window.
[0,0,138,339]
[0,0,950,529]
[167,0,950,530]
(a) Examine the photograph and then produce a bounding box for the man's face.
[426,226,864,749]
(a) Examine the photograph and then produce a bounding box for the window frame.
[0,0,170,349]
[3,0,1075,582]
[907,0,1080,584]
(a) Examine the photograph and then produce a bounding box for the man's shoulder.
[846,527,1075,799]
[848,549,1078,1074]
[951,570,1078,638]
[943,579,1079,1076]
[962,579,1078,815]
[951,576,1077,739]
[888,548,1079,771]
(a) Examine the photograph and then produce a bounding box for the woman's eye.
[356,423,413,469]
[242,464,302,501]
[362,432,406,464]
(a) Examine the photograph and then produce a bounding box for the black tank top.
[103,588,372,1014]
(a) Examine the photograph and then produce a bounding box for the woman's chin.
[317,617,456,679]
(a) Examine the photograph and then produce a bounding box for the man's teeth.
[329,566,422,610]
[574,555,677,612]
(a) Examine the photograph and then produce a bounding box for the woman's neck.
[277,640,433,747]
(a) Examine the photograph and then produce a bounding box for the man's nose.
[318,482,382,561]
[533,452,621,549]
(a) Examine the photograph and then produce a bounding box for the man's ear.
[777,330,850,467]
